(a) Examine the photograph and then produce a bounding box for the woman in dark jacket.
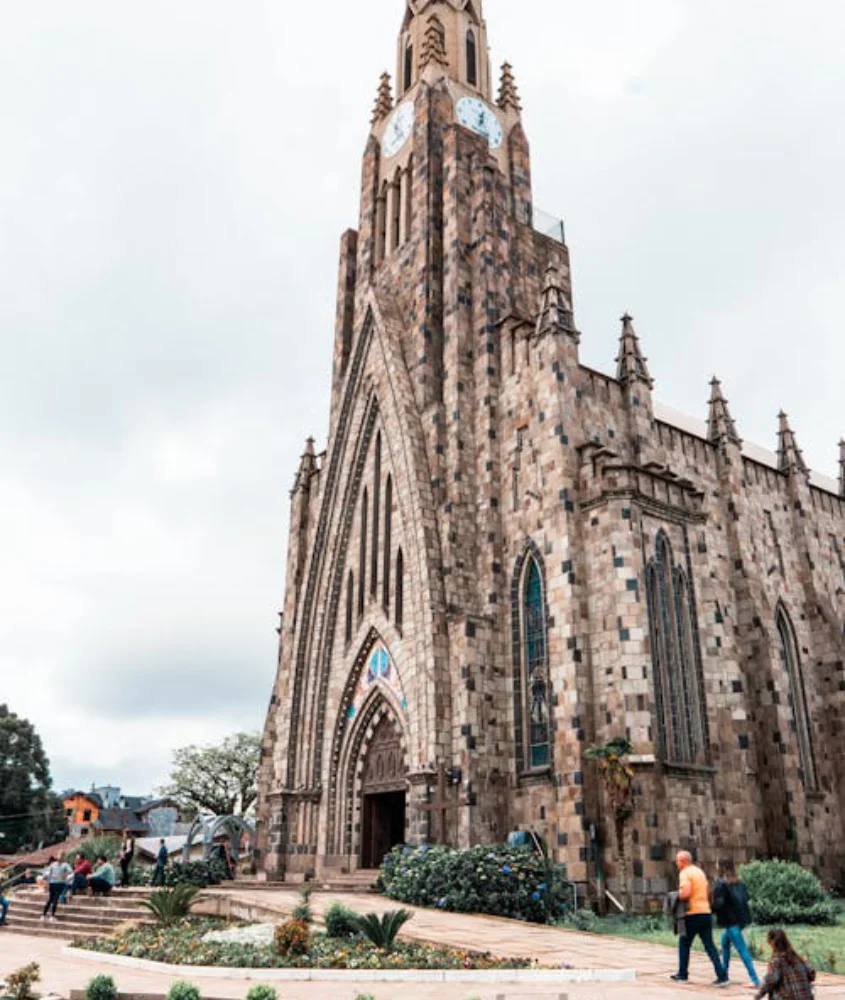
[712,858,761,988]
[756,929,816,1000]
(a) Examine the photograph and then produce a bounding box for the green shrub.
[63,836,121,866]
[324,902,360,938]
[245,987,277,1000]
[740,860,837,926]
[167,983,200,1000]
[273,918,310,957]
[291,886,313,923]
[85,975,118,1000]
[132,858,229,888]
[379,843,571,923]
[353,910,414,950]
[4,964,40,1000]
[139,885,203,925]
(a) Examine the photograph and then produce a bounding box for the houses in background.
[62,786,189,839]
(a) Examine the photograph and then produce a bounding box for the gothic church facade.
[257,0,845,901]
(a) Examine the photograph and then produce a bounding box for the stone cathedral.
[257,0,845,902]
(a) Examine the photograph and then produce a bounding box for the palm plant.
[585,736,635,912]
[139,884,203,925]
[352,909,414,950]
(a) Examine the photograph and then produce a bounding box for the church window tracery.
[359,488,368,618]
[512,545,551,773]
[776,606,817,789]
[466,29,478,87]
[645,531,707,764]
[395,547,404,631]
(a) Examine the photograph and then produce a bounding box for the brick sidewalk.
[2,890,843,1000]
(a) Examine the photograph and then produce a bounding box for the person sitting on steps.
[89,855,116,897]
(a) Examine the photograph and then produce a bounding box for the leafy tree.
[585,736,635,913]
[0,704,67,853]
[159,732,261,816]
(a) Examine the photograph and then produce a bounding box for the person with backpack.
[755,929,816,1000]
[712,858,761,988]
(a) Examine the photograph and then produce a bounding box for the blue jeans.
[721,925,761,986]
[0,896,9,923]
[678,913,727,981]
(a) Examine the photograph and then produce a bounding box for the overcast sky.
[1,0,842,797]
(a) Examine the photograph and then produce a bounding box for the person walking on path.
[755,929,816,999]
[41,856,72,921]
[151,838,168,886]
[0,891,9,926]
[119,829,135,887]
[670,850,729,987]
[712,858,761,988]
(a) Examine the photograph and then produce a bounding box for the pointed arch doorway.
[359,713,407,868]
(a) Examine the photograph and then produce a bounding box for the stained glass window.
[645,531,707,764]
[523,557,550,768]
[777,608,817,789]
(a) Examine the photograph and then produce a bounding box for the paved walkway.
[2,889,843,1000]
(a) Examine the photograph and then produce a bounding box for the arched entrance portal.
[359,713,406,868]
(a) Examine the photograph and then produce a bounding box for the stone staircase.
[227,869,380,894]
[1,887,155,940]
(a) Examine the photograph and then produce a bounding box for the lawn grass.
[576,912,845,975]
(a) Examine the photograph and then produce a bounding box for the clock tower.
[258,0,845,903]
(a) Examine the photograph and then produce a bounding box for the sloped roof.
[94,808,148,834]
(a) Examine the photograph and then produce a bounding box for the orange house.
[63,792,102,838]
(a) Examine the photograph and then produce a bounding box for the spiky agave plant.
[352,909,414,950]
[139,884,203,925]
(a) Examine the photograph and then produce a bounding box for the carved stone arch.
[312,289,447,792]
[284,310,377,787]
[326,629,408,854]
[510,538,552,776]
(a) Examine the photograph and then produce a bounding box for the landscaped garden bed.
[71,917,532,970]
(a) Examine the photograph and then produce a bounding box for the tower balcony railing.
[531,206,566,244]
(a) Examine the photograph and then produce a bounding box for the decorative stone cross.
[418,762,460,845]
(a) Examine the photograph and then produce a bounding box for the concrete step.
[11,905,152,927]
[1,921,102,941]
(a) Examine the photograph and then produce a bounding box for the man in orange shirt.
[671,850,729,986]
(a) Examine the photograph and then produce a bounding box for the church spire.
[839,439,845,497]
[615,314,652,388]
[777,411,809,479]
[536,261,576,338]
[497,62,521,113]
[707,377,741,446]
[371,72,394,125]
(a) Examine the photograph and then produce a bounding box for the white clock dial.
[382,102,414,159]
[455,96,504,150]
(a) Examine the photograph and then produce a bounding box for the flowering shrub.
[273,918,310,957]
[739,860,838,926]
[379,843,571,923]
[70,917,531,969]
[132,858,230,888]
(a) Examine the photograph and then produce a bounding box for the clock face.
[456,96,504,150]
[382,102,414,159]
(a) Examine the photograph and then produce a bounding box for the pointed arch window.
[512,547,551,773]
[776,607,817,789]
[383,475,393,612]
[645,531,708,764]
[371,433,382,597]
[404,38,413,93]
[466,29,478,87]
[390,168,402,252]
[358,488,368,618]
[345,571,354,644]
[395,547,404,631]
